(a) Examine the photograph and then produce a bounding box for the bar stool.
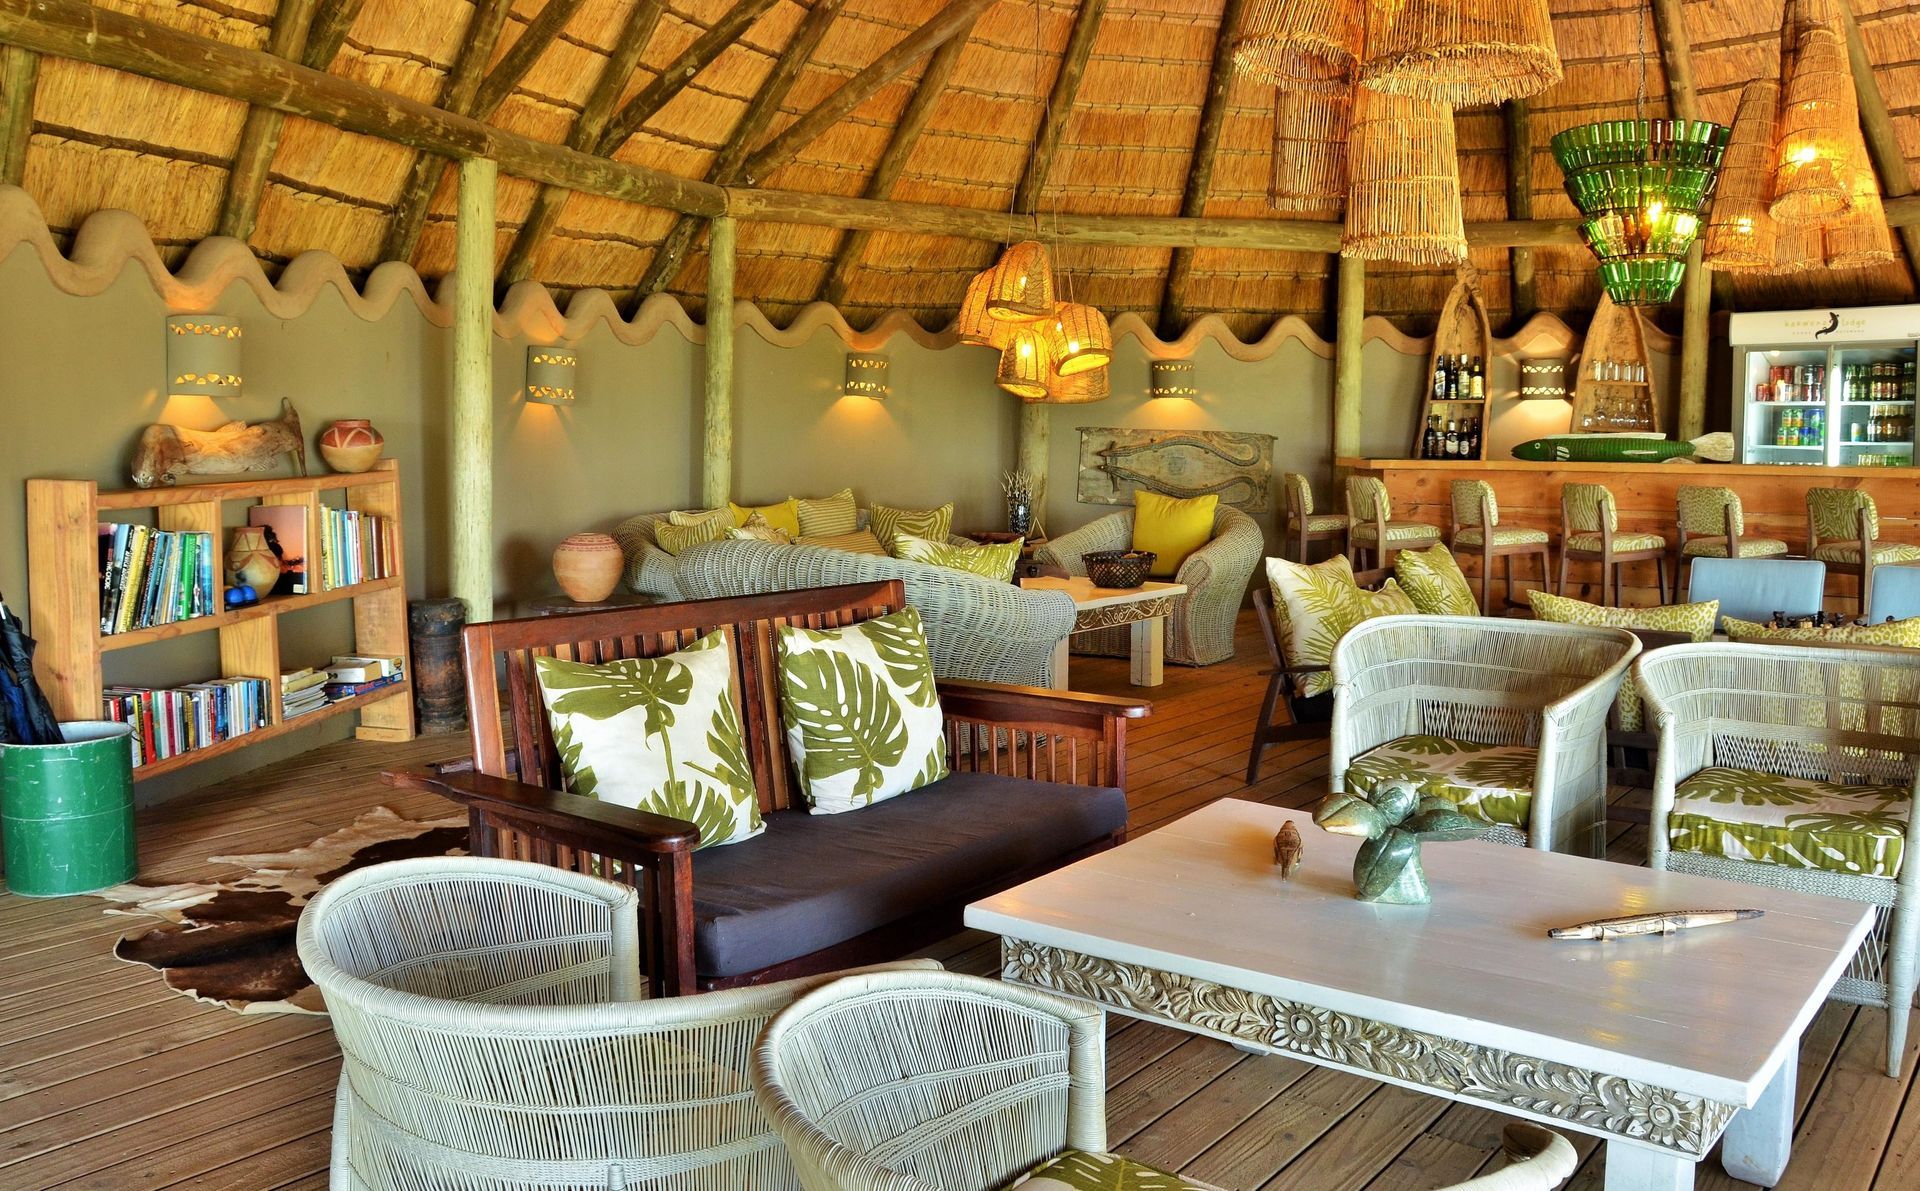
[1282,472,1348,562]
[1807,487,1920,611]
[1559,482,1668,606]
[1448,479,1551,614]
[1345,475,1441,570]
[1675,485,1788,591]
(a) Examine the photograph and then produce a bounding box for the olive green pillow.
[891,533,1022,582]
[796,488,859,537]
[1721,614,1920,647]
[1526,590,1718,730]
[1394,544,1480,616]
[797,530,887,556]
[1264,553,1418,697]
[869,502,953,552]
[655,518,729,556]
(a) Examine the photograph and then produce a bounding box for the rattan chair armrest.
[384,767,701,855]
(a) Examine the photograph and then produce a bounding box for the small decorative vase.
[1312,780,1488,905]
[318,419,385,473]
[552,532,623,603]
[1007,498,1033,536]
[226,527,281,591]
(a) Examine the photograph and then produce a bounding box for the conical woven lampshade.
[1035,363,1111,404]
[1342,89,1467,265]
[1360,0,1562,107]
[1770,211,1825,273]
[1703,81,1780,271]
[1230,0,1361,88]
[1772,12,1857,225]
[954,270,998,345]
[996,325,1051,399]
[1044,302,1112,376]
[1270,85,1349,216]
[983,240,1056,322]
[1825,141,1896,271]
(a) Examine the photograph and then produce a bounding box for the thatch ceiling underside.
[16,0,1920,337]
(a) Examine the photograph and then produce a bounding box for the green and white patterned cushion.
[1562,482,1619,533]
[1346,734,1537,829]
[1811,541,1920,565]
[795,487,858,537]
[1722,614,1920,648]
[1264,554,1418,697]
[1350,521,1442,544]
[1284,472,1316,516]
[869,502,954,551]
[891,532,1022,582]
[1681,536,1790,558]
[1394,544,1480,616]
[1453,525,1549,547]
[655,517,730,556]
[534,633,764,849]
[666,507,732,529]
[1345,475,1392,522]
[1300,513,1350,533]
[1668,766,1910,878]
[1564,531,1667,552]
[1450,479,1499,528]
[776,606,948,815]
[1527,590,1717,730]
[1009,1149,1224,1190]
[1676,485,1743,537]
[1808,488,1879,541]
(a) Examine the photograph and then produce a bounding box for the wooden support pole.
[450,156,496,623]
[1157,0,1248,339]
[1650,0,1710,441]
[1839,2,1920,279]
[1011,0,1107,216]
[0,42,35,186]
[1017,404,1049,527]
[1333,255,1364,474]
[1503,99,1536,324]
[702,215,737,510]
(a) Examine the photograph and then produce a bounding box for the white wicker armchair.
[1639,642,1920,1078]
[297,856,938,1190]
[1330,617,1642,857]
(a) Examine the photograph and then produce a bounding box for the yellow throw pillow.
[869,503,954,551]
[796,488,858,537]
[729,499,801,538]
[655,518,729,556]
[797,530,887,556]
[1131,490,1218,578]
[1527,590,1718,731]
[1722,614,1920,647]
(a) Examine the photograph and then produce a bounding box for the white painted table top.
[1018,576,1188,610]
[966,799,1873,1107]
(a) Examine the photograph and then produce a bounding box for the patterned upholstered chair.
[1282,472,1349,562]
[1640,642,1920,1078]
[1807,487,1920,611]
[1558,482,1669,606]
[1448,479,1552,614]
[1345,475,1441,569]
[1675,485,1788,589]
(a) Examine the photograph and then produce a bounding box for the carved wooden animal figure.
[1273,821,1303,879]
[131,398,306,488]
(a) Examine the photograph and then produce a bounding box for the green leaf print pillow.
[777,606,949,814]
[890,532,1023,582]
[1393,544,1480,616]
[533,632,764,849]
[1264,553,1417,698]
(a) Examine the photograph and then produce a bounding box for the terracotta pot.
[226,527,281,591]
[552,532,623,603]
[318,419,385,473]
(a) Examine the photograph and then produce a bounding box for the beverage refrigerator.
[1729,305,1919,467]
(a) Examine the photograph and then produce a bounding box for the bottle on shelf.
[1469,357,1484,400]
[1444,419,1460,457]
[1433,357,1448,402]
[1466,417,1481,458]
[1424,415,1441,459]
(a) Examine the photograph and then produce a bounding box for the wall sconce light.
[1148,359,1198,399]
[165,314,242,397]
[844,351,890,399]
[1519,358,1570,400]
[526,344,578,405]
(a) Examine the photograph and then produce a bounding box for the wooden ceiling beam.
[214,0,322,241]
[1503,100,1535,323]
[1011,0,1106,216]
[741,0,996,185]
[470,0,588,125]
[1156,0,1249,339]
[815,14,976,309]
[497,0,668,286]
[0,42,36,186]
[1838,1,1920,283]
[596,0,784,156]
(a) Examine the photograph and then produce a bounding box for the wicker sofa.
[1036,505,1265,666]
[612,509,984,600]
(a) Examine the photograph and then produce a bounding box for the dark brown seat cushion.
[690,772,1127,979]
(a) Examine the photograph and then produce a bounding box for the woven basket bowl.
[1083,550,1156,589]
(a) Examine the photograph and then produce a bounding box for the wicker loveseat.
[1036,504,1265,666]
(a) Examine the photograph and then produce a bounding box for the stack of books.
[97,525,216,635]
[102,678,271,769]
[281,667,330,720]
[318,506,396,590]
[323,655,405,703]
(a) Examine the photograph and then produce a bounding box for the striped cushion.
[1564,531,1665,552]
[1453,525,1548,547]
[655,518,728,555]
[1681,537,1790,558]
[1295,513,1349,533]
[796,488,858,537]
[797,530,887,556]
[869,502,953,551]
[666,507,731,530]
[1350,521,1440,544]
[1811,541,1920,565]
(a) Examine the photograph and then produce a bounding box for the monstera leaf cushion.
[533,632,764,849]
[1010,1149,1224,1190]
[1265,553,1418,697]
[1393,544,1480,616]
[890,532,1023,582]
[776,606,949,814]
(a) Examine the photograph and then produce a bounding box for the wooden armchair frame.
[1246,567,1393,783]
[1558,487,1669,607]
[1450,485,1553,615]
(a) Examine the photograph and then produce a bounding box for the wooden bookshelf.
[26,462,415,780]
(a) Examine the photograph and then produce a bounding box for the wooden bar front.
[1337,457,1920,608]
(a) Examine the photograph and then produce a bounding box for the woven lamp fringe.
[1034,363,1111,404]
[984,240,1056,322]
[1703,80,1781,271]
[996,325,1051,400]
[1772,17,1857,226]
[1342,88,1467,265]
[1230,0,1361,88]
[1769,212,1826,274]
[1825,141,1896,271]
[1359,0,1562,106]
[1270,85,1349,217]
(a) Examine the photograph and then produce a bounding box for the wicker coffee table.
[1018,575,1186,689]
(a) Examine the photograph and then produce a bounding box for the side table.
[525,592,658,618]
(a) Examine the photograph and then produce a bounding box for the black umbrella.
[0,595,63,745]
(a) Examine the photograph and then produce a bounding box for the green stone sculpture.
[1312,780,1489,904]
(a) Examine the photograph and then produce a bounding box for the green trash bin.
[1,721,137,896]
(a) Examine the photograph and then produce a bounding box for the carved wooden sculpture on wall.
[1077,426,1276,511]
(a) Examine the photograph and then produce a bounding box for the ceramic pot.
[226,527,281,591]
[552,532,623,603]
[318,419,385,473]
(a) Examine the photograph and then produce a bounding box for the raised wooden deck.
[1,614,1915,1189]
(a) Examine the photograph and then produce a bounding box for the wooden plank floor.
[1,613,1915,1189]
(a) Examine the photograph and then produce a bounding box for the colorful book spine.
[101,676,271,768]
[97,528,216,635]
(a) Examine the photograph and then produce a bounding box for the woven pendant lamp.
[983,240,1056,322]
[1270,85,1350,216]
[1702,81,1781,271]
[1035,363,1111,404]
[1230,0,1362,87]
[1043,302,1112,376]
[1772,13,1857,225]
[996,325,1051,399]
[1342,89,1467,265]
[1825,142,1896,270]
[1360,0,1562,107]
[1770,211,1825,273]
[954,270,1013,347]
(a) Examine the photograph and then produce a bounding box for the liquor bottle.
[1433,357,1448,401]
[1469,357,1484,400]
[1444,419,1460,456]
[1424,415,1441,458]
[1466,417,1482,458]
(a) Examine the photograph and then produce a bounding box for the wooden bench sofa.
[387,581,1150,998]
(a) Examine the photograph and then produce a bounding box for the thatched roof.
[14,0,1920,337]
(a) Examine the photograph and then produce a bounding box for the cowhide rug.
[95,806,466,1015]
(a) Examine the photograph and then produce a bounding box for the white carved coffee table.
[1018,576,1187,688]
[966,799,1872,1191]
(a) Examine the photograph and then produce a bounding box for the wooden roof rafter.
[0,40,34,187]
[1839,0,1920,284]
[1011,0,1107,218]
[1156,0,1249,340]
[594,0,788,159]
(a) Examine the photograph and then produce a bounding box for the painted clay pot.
[226,527,281,591]
[318,419,385,473]
[552,532,623,603]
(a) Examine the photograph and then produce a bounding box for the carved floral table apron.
[967,800,1873,1191]
[1017,576,1187,688]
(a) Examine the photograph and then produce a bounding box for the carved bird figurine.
[1273,821,1304,879]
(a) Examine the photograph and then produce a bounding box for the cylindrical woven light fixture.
[1770,212,1826,273]
[1044,302,1112,376]
[996,325,1051,399]
[1703,81,1781,271]
[983,240,1056,322]
[1148,360,1199,399]
[1772,10,1857,225]
[954,269,1002,346]
[1360,0,1562,107]
[1270,85,1349,217]
[1342,89,1467,265]
[525,345,578,405]
[165,314,243,397]
[1824,141,1895,271]
[1035,363,1111,404]
[1230,0,1362,87]
[843,351,891,399]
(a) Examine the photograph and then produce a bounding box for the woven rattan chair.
[1640,643,1920,1079]
[1283,471,1349,562]
[1330,617,1642,857]
[1449,479,1552,614]
[1807,487,1920,612]
[1558,482,1669,606]
[298,856,938,1190]
[1346,475,1442,569]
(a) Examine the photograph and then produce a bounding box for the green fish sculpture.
[1313,781,1488,905]
[1510,431,1736,464]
